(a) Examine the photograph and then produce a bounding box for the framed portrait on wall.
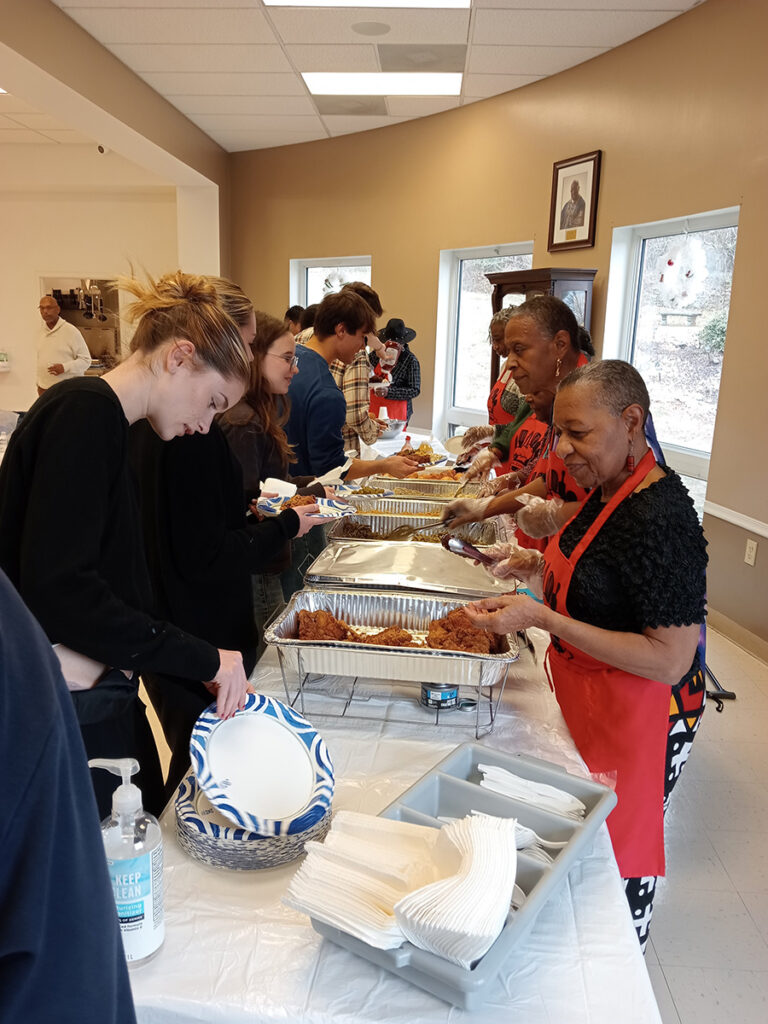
[548,150,602,252]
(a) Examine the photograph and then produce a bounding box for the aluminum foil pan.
[305,540,513,598]
[344,496,456,517]
[328,513,498,546]
[363,476,482,499]
[264,588,518,688]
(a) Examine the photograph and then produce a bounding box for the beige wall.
[230,0,768,648]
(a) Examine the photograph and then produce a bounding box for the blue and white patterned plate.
[175,771,332,870]
[255,496,355,518]
[190,693,334,837]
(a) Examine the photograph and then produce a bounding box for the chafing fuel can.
[420,682,458,710]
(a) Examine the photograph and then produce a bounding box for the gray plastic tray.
[311,743,617,1010]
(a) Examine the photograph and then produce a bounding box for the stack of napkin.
[478,764,587,821]
[284,810,518,967]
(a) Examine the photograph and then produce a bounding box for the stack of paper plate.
[176,693,334,870]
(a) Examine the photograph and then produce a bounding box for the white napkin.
[309,457,354,488]
[260,476,296,498]
[478,764,586,820]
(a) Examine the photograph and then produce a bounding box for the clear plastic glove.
[480,541,544,596]
[464,593,542,634]
[515,495,565,538]
[478,472,522,498]
[460,425,494,450]
[442,495,495,526]
[464,447,500,481]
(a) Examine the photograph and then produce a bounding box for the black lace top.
[558,468,707,634]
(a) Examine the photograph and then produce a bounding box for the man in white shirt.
[37,295,92,395]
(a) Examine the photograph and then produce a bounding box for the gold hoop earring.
[555,357,562,380]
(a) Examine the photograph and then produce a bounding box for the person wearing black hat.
[369,317,421,423]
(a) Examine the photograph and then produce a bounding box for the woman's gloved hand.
[464,447,500,481]
[481,541,545,596]
[478,471,522,498]
[515,495,565,538]
[460,425,494,450]
[442,495,495,526]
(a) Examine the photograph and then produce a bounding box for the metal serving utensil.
[386,517,451,541]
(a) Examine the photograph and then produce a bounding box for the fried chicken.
[298,609,355,641]
[362,626,424,648]
[286,494,317,509]
[427,608,500,654]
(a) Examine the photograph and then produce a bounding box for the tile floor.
[646,629,768,1023]
[144,626,768,1022]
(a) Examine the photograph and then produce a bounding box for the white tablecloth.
[130,630,661,1024]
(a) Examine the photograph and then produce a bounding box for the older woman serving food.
[464,360,707,951]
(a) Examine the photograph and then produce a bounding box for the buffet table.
[130,629,661,1023]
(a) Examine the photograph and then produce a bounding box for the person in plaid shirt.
[329,282,387,454]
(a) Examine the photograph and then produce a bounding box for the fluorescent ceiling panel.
[302,72,461,95]
[265,1,470,8]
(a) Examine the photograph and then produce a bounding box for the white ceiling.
[4,1,700,152]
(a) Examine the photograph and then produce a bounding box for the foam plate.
[190,694,334,836]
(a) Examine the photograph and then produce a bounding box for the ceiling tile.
[60,7,277,45]
[107,43,292,74]
[189,113,324,133]
[462,72,542,97]
[170,94,318,116]
[322,114,407,136]
[386,96,458,116]
[269,9,470,45]
[2,112,71,131]
[0,96,40,116]
[472,1,689,9]
[378,43,466,73]
[284,44,380,73]
[138,72,307,96]
[467,45,604,76]
[314,96,388,116]
[210,128,327,152]
[0,114,23,129]
[0,129,56,144]
[472,9,678,48]
[55,1,255,7]
[37,129,95,145]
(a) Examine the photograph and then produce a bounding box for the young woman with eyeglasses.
[219,311,336,630]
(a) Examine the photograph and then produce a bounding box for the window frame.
[289,255,372,307]
[432,241,534,439]
[604,206,739,481]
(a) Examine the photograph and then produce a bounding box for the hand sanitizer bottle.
[89,758,164,966]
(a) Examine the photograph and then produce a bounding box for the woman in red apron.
[465,360,707,951]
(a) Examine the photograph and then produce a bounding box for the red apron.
[496,413,548,478]
[515,437,589,552]
[487,368,517,426]
[369,361,407,420]
[542,449,670,877]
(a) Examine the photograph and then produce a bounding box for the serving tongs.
[387,513,457,541]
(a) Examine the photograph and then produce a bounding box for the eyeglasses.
[267,351,299,370]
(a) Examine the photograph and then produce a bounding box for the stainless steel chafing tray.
[304,540,513,598]
[328,513,498,546]
[361,476,482,499]
[264,588,518,688]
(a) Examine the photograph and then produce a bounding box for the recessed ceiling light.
[302,72,461,96]
[0,88,7,94]
[266,1,469,8]
[352,22,392,36]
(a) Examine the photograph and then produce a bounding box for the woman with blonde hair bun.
[0,270,254,816]
[131,289,333,797]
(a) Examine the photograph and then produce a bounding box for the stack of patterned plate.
[175,693,334,870]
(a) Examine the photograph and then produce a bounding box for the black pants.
[70,670,165,819]
[141,671,212,804]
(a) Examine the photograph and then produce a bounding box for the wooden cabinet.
[485,267,596,383]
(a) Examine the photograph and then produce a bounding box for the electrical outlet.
[744,538,758,566]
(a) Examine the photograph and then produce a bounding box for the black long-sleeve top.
[129,420,300,673]
[0,378,219,680]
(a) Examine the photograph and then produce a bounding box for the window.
[605,208,739,514]
[289,256,371,307]
[433,243,533,438]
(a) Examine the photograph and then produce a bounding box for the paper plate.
[190,694,334,836]
[175,771,332,870]
[255,496,355,518]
